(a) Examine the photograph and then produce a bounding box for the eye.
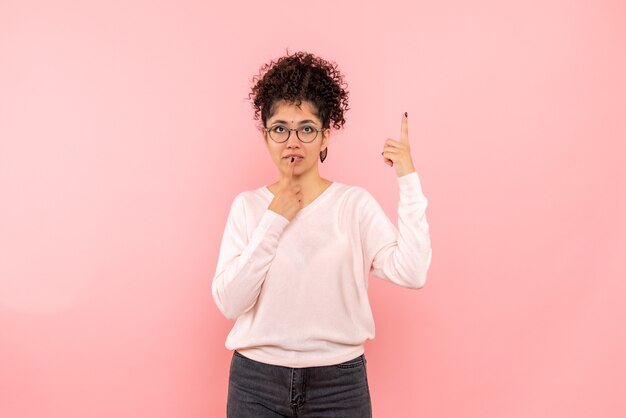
[301,125,314,133]
[272,125,286,133]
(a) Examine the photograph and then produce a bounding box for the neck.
[273,167,331,206]
[285,167,321,190]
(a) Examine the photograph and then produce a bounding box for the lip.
[283,155,304,160]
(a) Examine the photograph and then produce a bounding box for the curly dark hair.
[248,50,350,130]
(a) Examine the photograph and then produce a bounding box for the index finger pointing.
[400,111,409,143]
[281,156,296,185]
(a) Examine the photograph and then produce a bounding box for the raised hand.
[268,157,303,221]
[381,112,416,177]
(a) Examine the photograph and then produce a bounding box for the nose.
[285,130,301,148]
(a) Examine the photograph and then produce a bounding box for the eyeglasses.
[264,124,327,143]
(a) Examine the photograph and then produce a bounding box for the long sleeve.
[212,194,290,320]
[360,171,432,288]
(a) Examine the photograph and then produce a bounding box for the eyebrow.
[269,119,318,126]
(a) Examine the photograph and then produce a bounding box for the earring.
[320,148,328,163]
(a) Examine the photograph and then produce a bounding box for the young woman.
[212,51,432,417]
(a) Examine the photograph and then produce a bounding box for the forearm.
[372,172,432,288]
[212,210,289,319]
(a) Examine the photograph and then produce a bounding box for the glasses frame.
[264,125,328,143]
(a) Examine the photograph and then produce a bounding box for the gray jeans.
[227,350,373,417]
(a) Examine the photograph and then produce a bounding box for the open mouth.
[284,156,304,161]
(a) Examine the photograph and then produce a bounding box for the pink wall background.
[1,0,624,417]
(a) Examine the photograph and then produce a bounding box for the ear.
[261,127,268,145]
[320,128,331,151]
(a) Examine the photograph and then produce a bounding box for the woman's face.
[262,99,330,178]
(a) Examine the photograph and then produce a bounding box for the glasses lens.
[269,126,289,142]
[297,126,318,143]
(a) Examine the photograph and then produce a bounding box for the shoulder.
[228,186,269,213]
[332,181,379,207]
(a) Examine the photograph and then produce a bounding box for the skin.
[263,99,416,221]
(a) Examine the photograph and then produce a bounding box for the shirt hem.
[233,346,366,368]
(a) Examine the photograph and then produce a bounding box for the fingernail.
[404,111,408,118]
